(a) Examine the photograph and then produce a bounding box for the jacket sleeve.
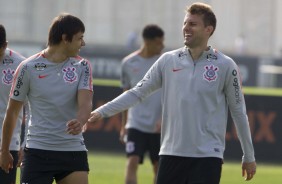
[96,55,164,118]
[224,59,255,162]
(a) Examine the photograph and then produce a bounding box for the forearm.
[96,91,140,118]
[77,102,92,126]
[1,112,20,152]
[77,90,93,125]
[233,117,255,162]
[1,99,23,152]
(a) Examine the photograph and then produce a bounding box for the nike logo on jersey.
[38,74,48,79]
[172,68,184,72]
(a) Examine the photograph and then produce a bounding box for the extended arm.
[0,98,24,173]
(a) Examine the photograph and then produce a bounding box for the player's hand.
[88,111,102,124]
[82,123,88,133]
[119,128,127,144]
[0,151,14,173]
[17,147,24,167]
[242,161,256,181]
[66,119,83,135]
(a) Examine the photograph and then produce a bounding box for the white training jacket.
[95,46,255,162]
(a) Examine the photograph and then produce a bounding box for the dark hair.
[47,13,85,46]
[0,24,6,48]
[142,24,164,40]
[186,2,217,36]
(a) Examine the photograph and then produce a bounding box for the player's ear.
[62,34,68,44]
[205,25,213,36]
[3,41,8,49]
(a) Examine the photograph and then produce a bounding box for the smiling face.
[182,13,213,49]
[64,31,85,57]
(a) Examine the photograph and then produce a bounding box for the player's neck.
[139,46,157,59]
[0,53,4,63]
[44,46,69,63]
[188,45,209,61]
[0,46,6,63]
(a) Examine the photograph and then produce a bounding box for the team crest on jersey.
[203,65,219,82]
[2,68,15,85]
[62,67,78,83]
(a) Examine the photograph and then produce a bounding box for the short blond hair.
[186,2,217,36]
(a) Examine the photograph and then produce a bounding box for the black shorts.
[126,128,160,164]
[20,148,89,184]
[0,150,18,184]
[156,155,222,184]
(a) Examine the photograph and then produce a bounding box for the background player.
[0,24,29,184]
[120,24,164,184]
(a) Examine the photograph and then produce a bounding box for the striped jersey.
[0,48,26,151]
[96,46,255,162]
[10,51,93,151]
[121,52,161,133]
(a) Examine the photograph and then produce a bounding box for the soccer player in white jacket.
[88,2,256,184]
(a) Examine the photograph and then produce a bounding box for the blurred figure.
[88,2,256,184]
[120,24,164,184]
[0,13,93,184]
[126,30,139,50]
[0,24,28,184]
[234,34,246,55]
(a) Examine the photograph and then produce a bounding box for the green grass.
[16,151,282,184]
[220,161,282,184]
[242,87,282,96]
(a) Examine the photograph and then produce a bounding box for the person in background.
[87,2,256,184]
[0,13,93,184]
[120,24,164,184]
[0,24,29,184]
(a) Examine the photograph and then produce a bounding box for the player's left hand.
[66,119,83,135]
[242,161,256,181]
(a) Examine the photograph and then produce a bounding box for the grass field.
[16,151,282,184]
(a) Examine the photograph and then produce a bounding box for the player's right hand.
[88,111,102,124]
[0,151,14,173]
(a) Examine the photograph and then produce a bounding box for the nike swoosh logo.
[172,68,184,72]
[38,74,48,79]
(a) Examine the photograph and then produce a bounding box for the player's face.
[182,13,211,48]
[66,31,85,57]
[147,37,164,55]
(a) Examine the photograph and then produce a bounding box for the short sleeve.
[10,62,30,101]
[78,59,93,91]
